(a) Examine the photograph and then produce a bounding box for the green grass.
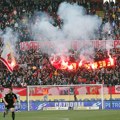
[0,110,120,120]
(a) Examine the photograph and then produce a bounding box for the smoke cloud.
[58,2,101,40]
[30,2,102,61]
[0,2,102,67]
[0,27,19,60]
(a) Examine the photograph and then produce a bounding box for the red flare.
[91,63,95,69]
[68,64,73,70]
[107,51,114,66]
[79,60,82,67]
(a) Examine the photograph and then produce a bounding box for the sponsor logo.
[37,103,47,110]
[43,107,58,110]
[92,102,101,107]
[55,102,84,108]
[43,107,68,110]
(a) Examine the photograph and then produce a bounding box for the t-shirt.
[4,93,17,105]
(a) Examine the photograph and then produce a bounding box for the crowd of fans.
[0,47,120,87]
[0,0,120,87]
[0,0,120,40]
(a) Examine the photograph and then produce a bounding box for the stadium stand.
[0,0,120,87]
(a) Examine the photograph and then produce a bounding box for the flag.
[0,43,16,72]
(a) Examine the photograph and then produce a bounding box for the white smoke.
[102,22,113,40]
[58,2,101,40]
[101,22,114,55]
[31,12,60,41]
[29,2,102,60]
[0,27,19,60]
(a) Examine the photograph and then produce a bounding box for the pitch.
[0,110,120,120]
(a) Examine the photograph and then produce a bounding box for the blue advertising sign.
[0,100,120,111]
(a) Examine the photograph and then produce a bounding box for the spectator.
[0,0,120,87]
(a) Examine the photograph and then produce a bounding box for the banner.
[0,86,120,99]
[0,88,27,98]
[20,40,120,51]
[1,100,120,111]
